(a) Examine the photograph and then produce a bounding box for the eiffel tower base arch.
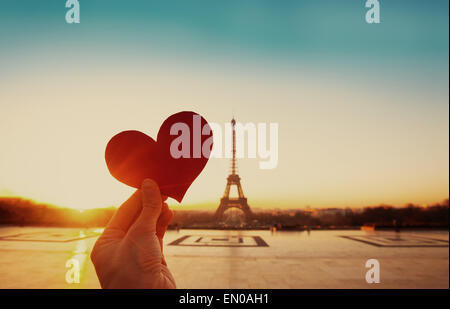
[214,197,253,222]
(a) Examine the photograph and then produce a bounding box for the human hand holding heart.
[92,111,213,289]
[105,111,213,202]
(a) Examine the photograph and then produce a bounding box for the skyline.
[0,1,448,210]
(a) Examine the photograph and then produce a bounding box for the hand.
[91,179,176,289]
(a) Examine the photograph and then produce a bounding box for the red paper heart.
[105,111,213,202]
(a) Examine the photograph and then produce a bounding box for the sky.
[0,0,448,210]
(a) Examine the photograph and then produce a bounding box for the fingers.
[156,203,173,239]
[105,189,142,233]
[128,178,162,235]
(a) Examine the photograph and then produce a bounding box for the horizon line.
[1,195,448,211]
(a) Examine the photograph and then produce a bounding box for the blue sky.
[1,0,448,67]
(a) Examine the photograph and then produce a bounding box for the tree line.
[0,197,448,229]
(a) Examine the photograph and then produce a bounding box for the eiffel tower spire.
[215,117,253,222]
[231,117,237,175]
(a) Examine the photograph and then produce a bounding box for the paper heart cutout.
[105,111,213,202]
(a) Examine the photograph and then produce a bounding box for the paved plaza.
[0,227,448,289]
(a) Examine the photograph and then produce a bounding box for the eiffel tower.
[215,118,253,221]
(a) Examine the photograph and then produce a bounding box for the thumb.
[129,178,162,234]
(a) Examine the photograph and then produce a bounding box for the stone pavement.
[0,227,448,289]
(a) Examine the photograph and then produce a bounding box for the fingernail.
[142,178,155,191]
